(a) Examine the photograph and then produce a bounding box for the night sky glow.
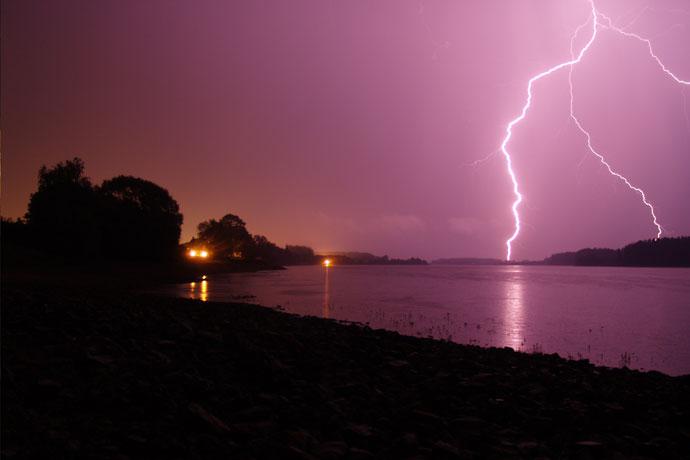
[2,0,689,260]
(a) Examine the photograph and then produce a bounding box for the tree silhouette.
[252,234,285,263]
[284,245,316,265]
[99,176,183,260]
[544,237,690,267]
[1,218,30,250]
[197,214,255,259]
[26,158,100,258]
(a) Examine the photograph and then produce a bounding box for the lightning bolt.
[598,14,690,85]
[568,17,663,240]
[499,0,689,261]
[500,1,598,261]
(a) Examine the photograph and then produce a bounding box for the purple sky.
[2,0,689,260]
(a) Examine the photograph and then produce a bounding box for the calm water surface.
[167,265,690,375]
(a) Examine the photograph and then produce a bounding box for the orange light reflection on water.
[200,280,208,302]
[323,266,330,318]
[189,279,209,302]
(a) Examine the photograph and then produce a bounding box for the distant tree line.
[543,237,690,267]
[319,252,427,265]
[431,258,503,266]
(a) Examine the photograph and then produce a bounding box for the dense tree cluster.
[189,215,317,265]
[100,176,183,260]
[194,214,253,260]
[7,158,183,261]
[3,157,320,266]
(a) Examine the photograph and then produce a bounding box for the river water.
[165,265,690,375]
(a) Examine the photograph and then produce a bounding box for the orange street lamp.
[188,248,210,259]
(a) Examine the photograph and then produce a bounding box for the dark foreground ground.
[3,286,690,459]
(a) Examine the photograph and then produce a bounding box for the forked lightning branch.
[499,0,689,261]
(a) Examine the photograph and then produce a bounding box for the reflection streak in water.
[165,265,690,375]
[323,267,331,318]
[189,280,209,302]
[503,267,525,351]
[200,280,208,302]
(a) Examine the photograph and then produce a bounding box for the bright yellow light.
[200,280,208,302]
[323,259,332,267]
[188,248,210,259]
[202,275,207,280]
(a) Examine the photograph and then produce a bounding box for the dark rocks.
[431,440,462,458]
[3,286,690,459]
[283,446,318,460]
[187,402,232,434]
[314,441,348,460]
[349,447,375,459]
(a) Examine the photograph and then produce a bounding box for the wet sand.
[3,286,690,459]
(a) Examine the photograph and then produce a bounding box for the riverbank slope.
[3,286,690,459]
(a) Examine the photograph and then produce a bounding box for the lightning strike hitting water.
[500,1,598,261]
[499,0,689,261]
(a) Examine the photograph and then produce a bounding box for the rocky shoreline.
[3,286,690,459]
